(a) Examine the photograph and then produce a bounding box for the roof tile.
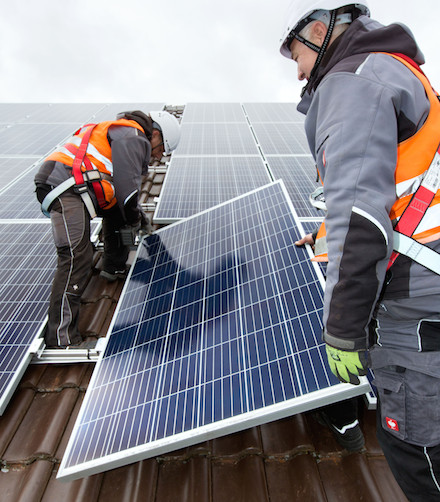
[4,388,79,462]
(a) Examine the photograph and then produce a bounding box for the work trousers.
[377,398,440,501]
[46,193,93,347]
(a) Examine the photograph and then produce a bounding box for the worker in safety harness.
[279,2,440,500]
[34,110,181,350]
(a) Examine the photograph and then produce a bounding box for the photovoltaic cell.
[243,103,304,123]
[58,180,368,481]
[251,123,310,155]
[0,123,81,156]
[0,165,46,220]
[0,157,40,192]
[182,103,246,123]
[265,156,323,219]
[153,156,272,223]
[173,123,259,156]
[0,222,57,414]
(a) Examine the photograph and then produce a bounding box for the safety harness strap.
[388,144,440,270]
[40,124,99,218]
[393,232,440,275]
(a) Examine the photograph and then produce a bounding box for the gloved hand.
[325,345,368,385]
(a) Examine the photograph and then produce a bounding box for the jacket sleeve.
[109,126,152,225]
[308,68,403,350]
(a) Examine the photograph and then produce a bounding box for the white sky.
[0,0,438,105]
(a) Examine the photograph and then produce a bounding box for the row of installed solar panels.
[0,102,371,482]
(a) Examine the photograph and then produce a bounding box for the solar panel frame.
[58,180,369,481]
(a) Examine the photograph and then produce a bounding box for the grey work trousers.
[45,193,93,347]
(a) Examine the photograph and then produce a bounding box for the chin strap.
[301,10,338,97]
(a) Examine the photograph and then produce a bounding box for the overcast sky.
[0,0,438,105]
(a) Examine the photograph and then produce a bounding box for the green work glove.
[325,345,368,385]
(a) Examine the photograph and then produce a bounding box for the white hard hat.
[150,111,181,155]
[279,1,370,58]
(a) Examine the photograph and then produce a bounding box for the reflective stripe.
[353,206,389,245]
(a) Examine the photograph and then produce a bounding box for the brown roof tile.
[265,455,327,502]
[212,456,269,502]
[4,388,78,462]
[1,460,53,502]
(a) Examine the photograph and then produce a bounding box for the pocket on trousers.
[406,372,440,446]
[373,369,406,441]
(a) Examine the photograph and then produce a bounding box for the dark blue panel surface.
[60,181,367,480]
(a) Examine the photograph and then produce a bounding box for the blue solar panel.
[58,180,368,481]
[153,156,272,223]
[0,222,56,414]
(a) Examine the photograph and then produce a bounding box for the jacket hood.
[307,15,425,93]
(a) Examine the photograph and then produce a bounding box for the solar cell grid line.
[242,103,305,123]
[58,180,369,481]
[0,221,57,415]
[153,156,272,223]
[181,103,247,124]
[251,123,310,155]
[172,123,260,156]
[265,155,323,219]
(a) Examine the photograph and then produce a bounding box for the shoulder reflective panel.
[385,53,440,273]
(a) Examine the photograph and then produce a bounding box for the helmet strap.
[300,9,337,97]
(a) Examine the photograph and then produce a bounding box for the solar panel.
[243,103,304,123]
[0,157,40,192]
[0,123,81,156]
[265,156,323,219]
[58,180,369,481]
[173,123,259,156]
[182,103,247,123]
[91,103,166,122]
[0,165,46,220]
[0,222,56,414]
[153,156,272,223]
[251,123,310,155]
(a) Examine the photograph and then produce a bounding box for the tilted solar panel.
[58,180,369,481]
[153,156,272,223]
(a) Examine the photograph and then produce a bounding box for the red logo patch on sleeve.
[386,417,399,431]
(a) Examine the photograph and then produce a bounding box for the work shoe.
[314,411,365,452]
[99,268,128,282]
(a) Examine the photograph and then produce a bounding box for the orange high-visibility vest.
[312,53,440,264]
[46,119,144,210]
